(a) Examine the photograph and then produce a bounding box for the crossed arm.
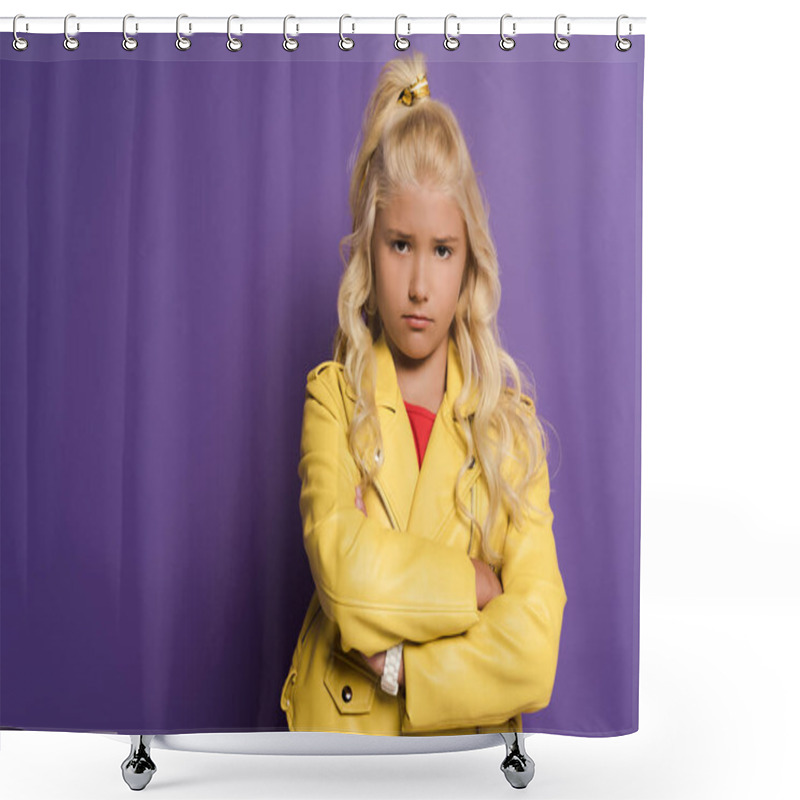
[352,484,503,687]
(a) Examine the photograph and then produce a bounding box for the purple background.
[1,33,644,735]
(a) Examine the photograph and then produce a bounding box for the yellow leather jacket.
[280,329,567,735]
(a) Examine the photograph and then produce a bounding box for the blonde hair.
[331,51,551,567]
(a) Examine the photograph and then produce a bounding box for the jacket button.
[342,685,353,703]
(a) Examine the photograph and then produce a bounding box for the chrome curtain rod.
[1,15,646,36]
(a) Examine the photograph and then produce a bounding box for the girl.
[280,51,567,736]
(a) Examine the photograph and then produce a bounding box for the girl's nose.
[409,259,430,300]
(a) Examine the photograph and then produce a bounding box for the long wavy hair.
[331,51,552,567]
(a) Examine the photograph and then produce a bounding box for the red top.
[404,401,437,468]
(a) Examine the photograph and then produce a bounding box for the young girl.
[280,51,567,736]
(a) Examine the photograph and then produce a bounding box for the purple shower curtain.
[1,32,644,735]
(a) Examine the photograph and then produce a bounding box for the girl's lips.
[404,316,432,327]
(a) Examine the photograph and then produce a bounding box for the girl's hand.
[360,650,385,675]
[355,485,367,515]
[357,649,405,687]
[471,557,504,610]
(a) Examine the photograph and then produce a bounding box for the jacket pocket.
[323,649,377,715]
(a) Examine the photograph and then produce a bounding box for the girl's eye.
[391,240,452,258]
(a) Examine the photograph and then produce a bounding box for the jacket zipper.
[372,478,400,531]
[468,484,475,555]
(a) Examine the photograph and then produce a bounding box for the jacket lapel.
[372,329,481,544]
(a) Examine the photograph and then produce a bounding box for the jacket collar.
[369,327,481,539]
[373,327,479,420]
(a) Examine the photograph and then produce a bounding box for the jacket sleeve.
[298,371,480,657]
[400,444,567,733]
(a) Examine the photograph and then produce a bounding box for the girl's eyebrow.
[386,228,459,244]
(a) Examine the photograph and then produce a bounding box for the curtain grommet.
[227,15,243,52]
[499,14,516,51]
[122,14,138,51]
[12,14,29,52]
[63,13,79,51]
[339,15,355,50]
[283,15,299,51]
[554,14,570,51]
[444,13,460,51]
[394,15,410,51]
[175,13,191,51]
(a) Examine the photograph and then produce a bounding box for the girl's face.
[371,184,467,363]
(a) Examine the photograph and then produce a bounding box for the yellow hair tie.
[397,73,430,107]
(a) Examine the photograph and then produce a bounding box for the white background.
[2,1,798,798]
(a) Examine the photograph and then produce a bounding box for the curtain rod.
[1,16,646,36]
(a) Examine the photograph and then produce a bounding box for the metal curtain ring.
[227,15,243,52]
[283,15,299,51]
[499,13,515,50]
[122,14,138,51]
[394,15,410,50]
[339,14,354,50]
[176,13,191,50]
[63,13,79,51]
[444,13,460,51]
[12,14,29,52]
[616,14,632,51]
[553,14,570,51]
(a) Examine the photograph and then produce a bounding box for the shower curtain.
[1,30,644,737]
